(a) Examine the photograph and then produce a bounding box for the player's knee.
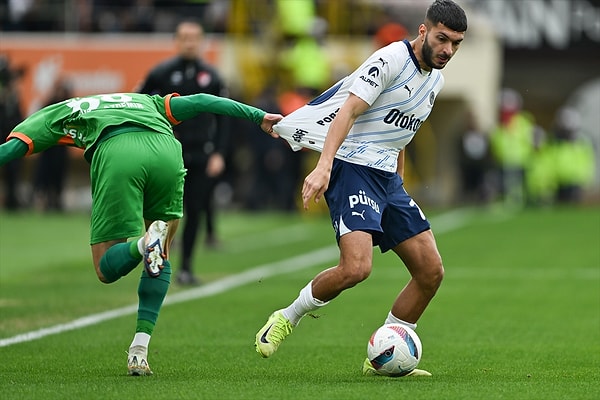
[341,263,372,286]
[430,261,444,290]
[419,256,444,294]
[355,265,372,283]
[94,262,114,284]
[97,271,112,284]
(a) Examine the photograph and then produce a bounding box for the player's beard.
[421,34,448,70]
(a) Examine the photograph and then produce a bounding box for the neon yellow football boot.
[255,310,294,358]
[362,357,432,377]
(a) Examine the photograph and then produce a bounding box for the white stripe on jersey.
[274,40,445,172]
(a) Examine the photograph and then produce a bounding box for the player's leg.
[89,135,151,284]
[311,231,373,302]
[91,218,178,284]
[362,230,441,377]
[360,177,440,377]
[388,229,443,324]
[378,177,441,327]
[136,217,180,328]
[92,239,137,283]
[255,160,381,358]
[128,132,185,376]
[128,217,179,376]
[255,231,373,358]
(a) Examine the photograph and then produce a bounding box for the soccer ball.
[366,323,422,376]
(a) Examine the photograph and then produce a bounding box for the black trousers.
[180,161,217,271]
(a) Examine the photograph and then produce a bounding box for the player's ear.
[418,24,427,41]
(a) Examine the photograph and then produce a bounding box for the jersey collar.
[402,39,431,76]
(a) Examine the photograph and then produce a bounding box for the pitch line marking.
[0,246,339,348]
[0,209,473,348]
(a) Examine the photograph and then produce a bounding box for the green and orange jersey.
[8,93,178,162]
[6,92,266,163]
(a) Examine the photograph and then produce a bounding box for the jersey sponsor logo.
[103,102,144,110]
[404,85,413,97]
[368,66,380,78]
[383,109,423,132]
[63,127,83,141]
[292,127,308,143]
[348,189,380,214]
[360,64,381,88]
[378,57,388,68]
[359,62,384,88]
[316,108,340,126]
[359,75,380,88]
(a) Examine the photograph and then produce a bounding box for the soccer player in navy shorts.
[255,0,468,377]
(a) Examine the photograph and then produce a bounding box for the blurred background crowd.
[1,0,598,215]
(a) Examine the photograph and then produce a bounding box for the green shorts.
[89,131,185,245]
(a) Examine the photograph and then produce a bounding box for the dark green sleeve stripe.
[169,94,266,126]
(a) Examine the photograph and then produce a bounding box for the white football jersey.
[274,40,445,172]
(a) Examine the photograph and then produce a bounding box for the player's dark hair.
[426,0,468,32]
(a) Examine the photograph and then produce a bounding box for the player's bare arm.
[302,93,370,209]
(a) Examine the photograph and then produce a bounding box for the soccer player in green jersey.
[0,92,282,376]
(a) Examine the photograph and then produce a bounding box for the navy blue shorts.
[324,159,431,252]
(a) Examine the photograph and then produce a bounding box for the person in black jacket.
[138,20,229,285]
[0,55,24,210]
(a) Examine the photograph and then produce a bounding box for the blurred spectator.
[0,54,25,210]
[551,107,595,204]
[244,84,304,212]
[457,111,493,203]
[138,19,230,285]
[31,77,73,212]
[276,0,316,39]
[373,11,409,49]
[275,0,331,97]
[93,0,154,32]
[374,21,409,48]
[489,88,536,207]
[5,0,63,31]
[278,16,331,97]
[525,126,555,206]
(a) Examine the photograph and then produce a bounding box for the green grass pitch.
[0,206,599,399]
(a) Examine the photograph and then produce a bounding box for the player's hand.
[302,165,331,210]
[261,113,283,138]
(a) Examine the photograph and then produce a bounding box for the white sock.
[282,281,328,326]
[384,312,417,331]
[136,237,145,256]
[130,332,151,349]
